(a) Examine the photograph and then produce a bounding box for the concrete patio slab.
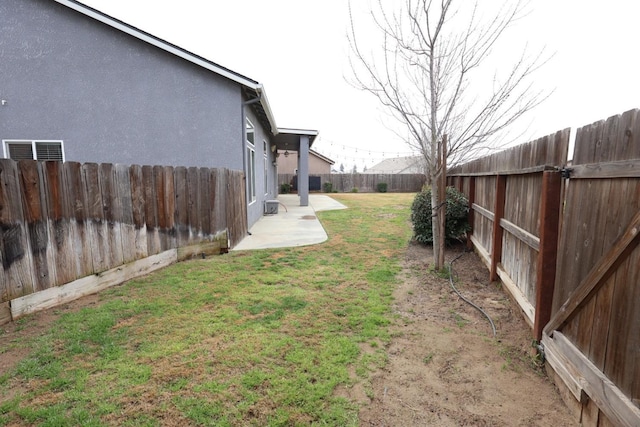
[232,194,347,251]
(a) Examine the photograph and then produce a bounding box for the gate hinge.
[560,167,573,179]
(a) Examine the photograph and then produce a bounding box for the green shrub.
[411,186,470,244]
[377,182,388,193]
[323,182,333,193]
[280,183,292,194]
[351,187,359,193]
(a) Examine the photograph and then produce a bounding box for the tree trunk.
[431,133,442,271]
[438,135,447,270]
[431,173,441,271]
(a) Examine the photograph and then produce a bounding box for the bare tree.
[348,0,548,270]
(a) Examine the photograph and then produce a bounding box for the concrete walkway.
[232,194,348,251]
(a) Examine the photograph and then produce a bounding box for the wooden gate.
[542,109,640,426]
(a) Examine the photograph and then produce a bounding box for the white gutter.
[254,85,278,135]
[277,128,319,136]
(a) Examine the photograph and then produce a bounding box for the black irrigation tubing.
[448,252,497,338]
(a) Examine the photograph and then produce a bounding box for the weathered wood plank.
[533,170,562,340]
[116,164,137,263]
[18,160,52,292]
[544,208,640,335]
[176,239,224,262]
[569,159,640,179]
[604,226,640,400]
[163,166,177,249]
[129,165,148,259]
[500,218,540,251]
[0,159,35,299]
[490,175,506,281]
[83,163,109,273]
[43,161,76,286]
[174,166,189,247]
[63,162,92,279]
[142,165,160,255]
[11,250,178,320]
[551,331,640,427]
[99,163,124,269]
[472,202,494,221]
[466,177,476,250]
[186,167,200,244]
[153,165,169,251]
[211,168,221,235]
[541,333,587,403]
[0,302,11,325]
[469,234,490,269]
[497,263,535,327]
[199,167,212,236]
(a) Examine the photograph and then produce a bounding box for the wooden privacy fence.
[448,129,570,339]
[0,159,247,324]
[450,108,640,426]
[542,109,640,426]
[278,173,426,193]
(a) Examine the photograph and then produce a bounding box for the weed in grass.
[449,310,469,328]
[423,353,435,364]
[429,265,453,280]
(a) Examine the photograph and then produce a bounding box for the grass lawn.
[0,193,415,426]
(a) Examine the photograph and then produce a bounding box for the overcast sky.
[81,0,639,169]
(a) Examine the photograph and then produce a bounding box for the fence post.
[533,170,562,340]
[467,177,476,251]
[490,175,506,281]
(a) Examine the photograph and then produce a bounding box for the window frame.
[263,140,268,196]
[3,140,66,161]
[245,120,256,204]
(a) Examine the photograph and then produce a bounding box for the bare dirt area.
[358,241,577,426]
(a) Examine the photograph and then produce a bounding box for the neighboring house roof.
[365,156,425,174]
[55,0,312,142]
[276,148,334,175]
[310,149,335,165]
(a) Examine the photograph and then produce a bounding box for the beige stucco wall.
[277,151,332,174]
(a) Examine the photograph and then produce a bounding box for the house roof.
[55,0,315,142]
[365,156,425,174]
[310,149,334,165]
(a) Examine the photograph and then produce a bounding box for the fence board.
[199,167,212,236]
[163,166,177,250]
[19,161,53,292]
[43,161,76,286]
[174,166,189,247]
[142,165,160,255]
[116,164,137,263]
[99,163,124,270]
[82,163,109,273]
[0,159,34,300]
[186,167,200,244]
[129,165,148,259]
[63,162,92,279]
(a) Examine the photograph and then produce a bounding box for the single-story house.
[0,0,317,230]
[364,156,426,174]
[277,149,334,175]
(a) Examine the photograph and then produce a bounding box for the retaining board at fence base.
[0,302,11,325]
[176,231,228,261]
[544,332,640,427]
[469,234,490,269]
[10,250,178,321]
[496,264,535,327]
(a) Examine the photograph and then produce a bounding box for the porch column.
[298,135,310,206]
